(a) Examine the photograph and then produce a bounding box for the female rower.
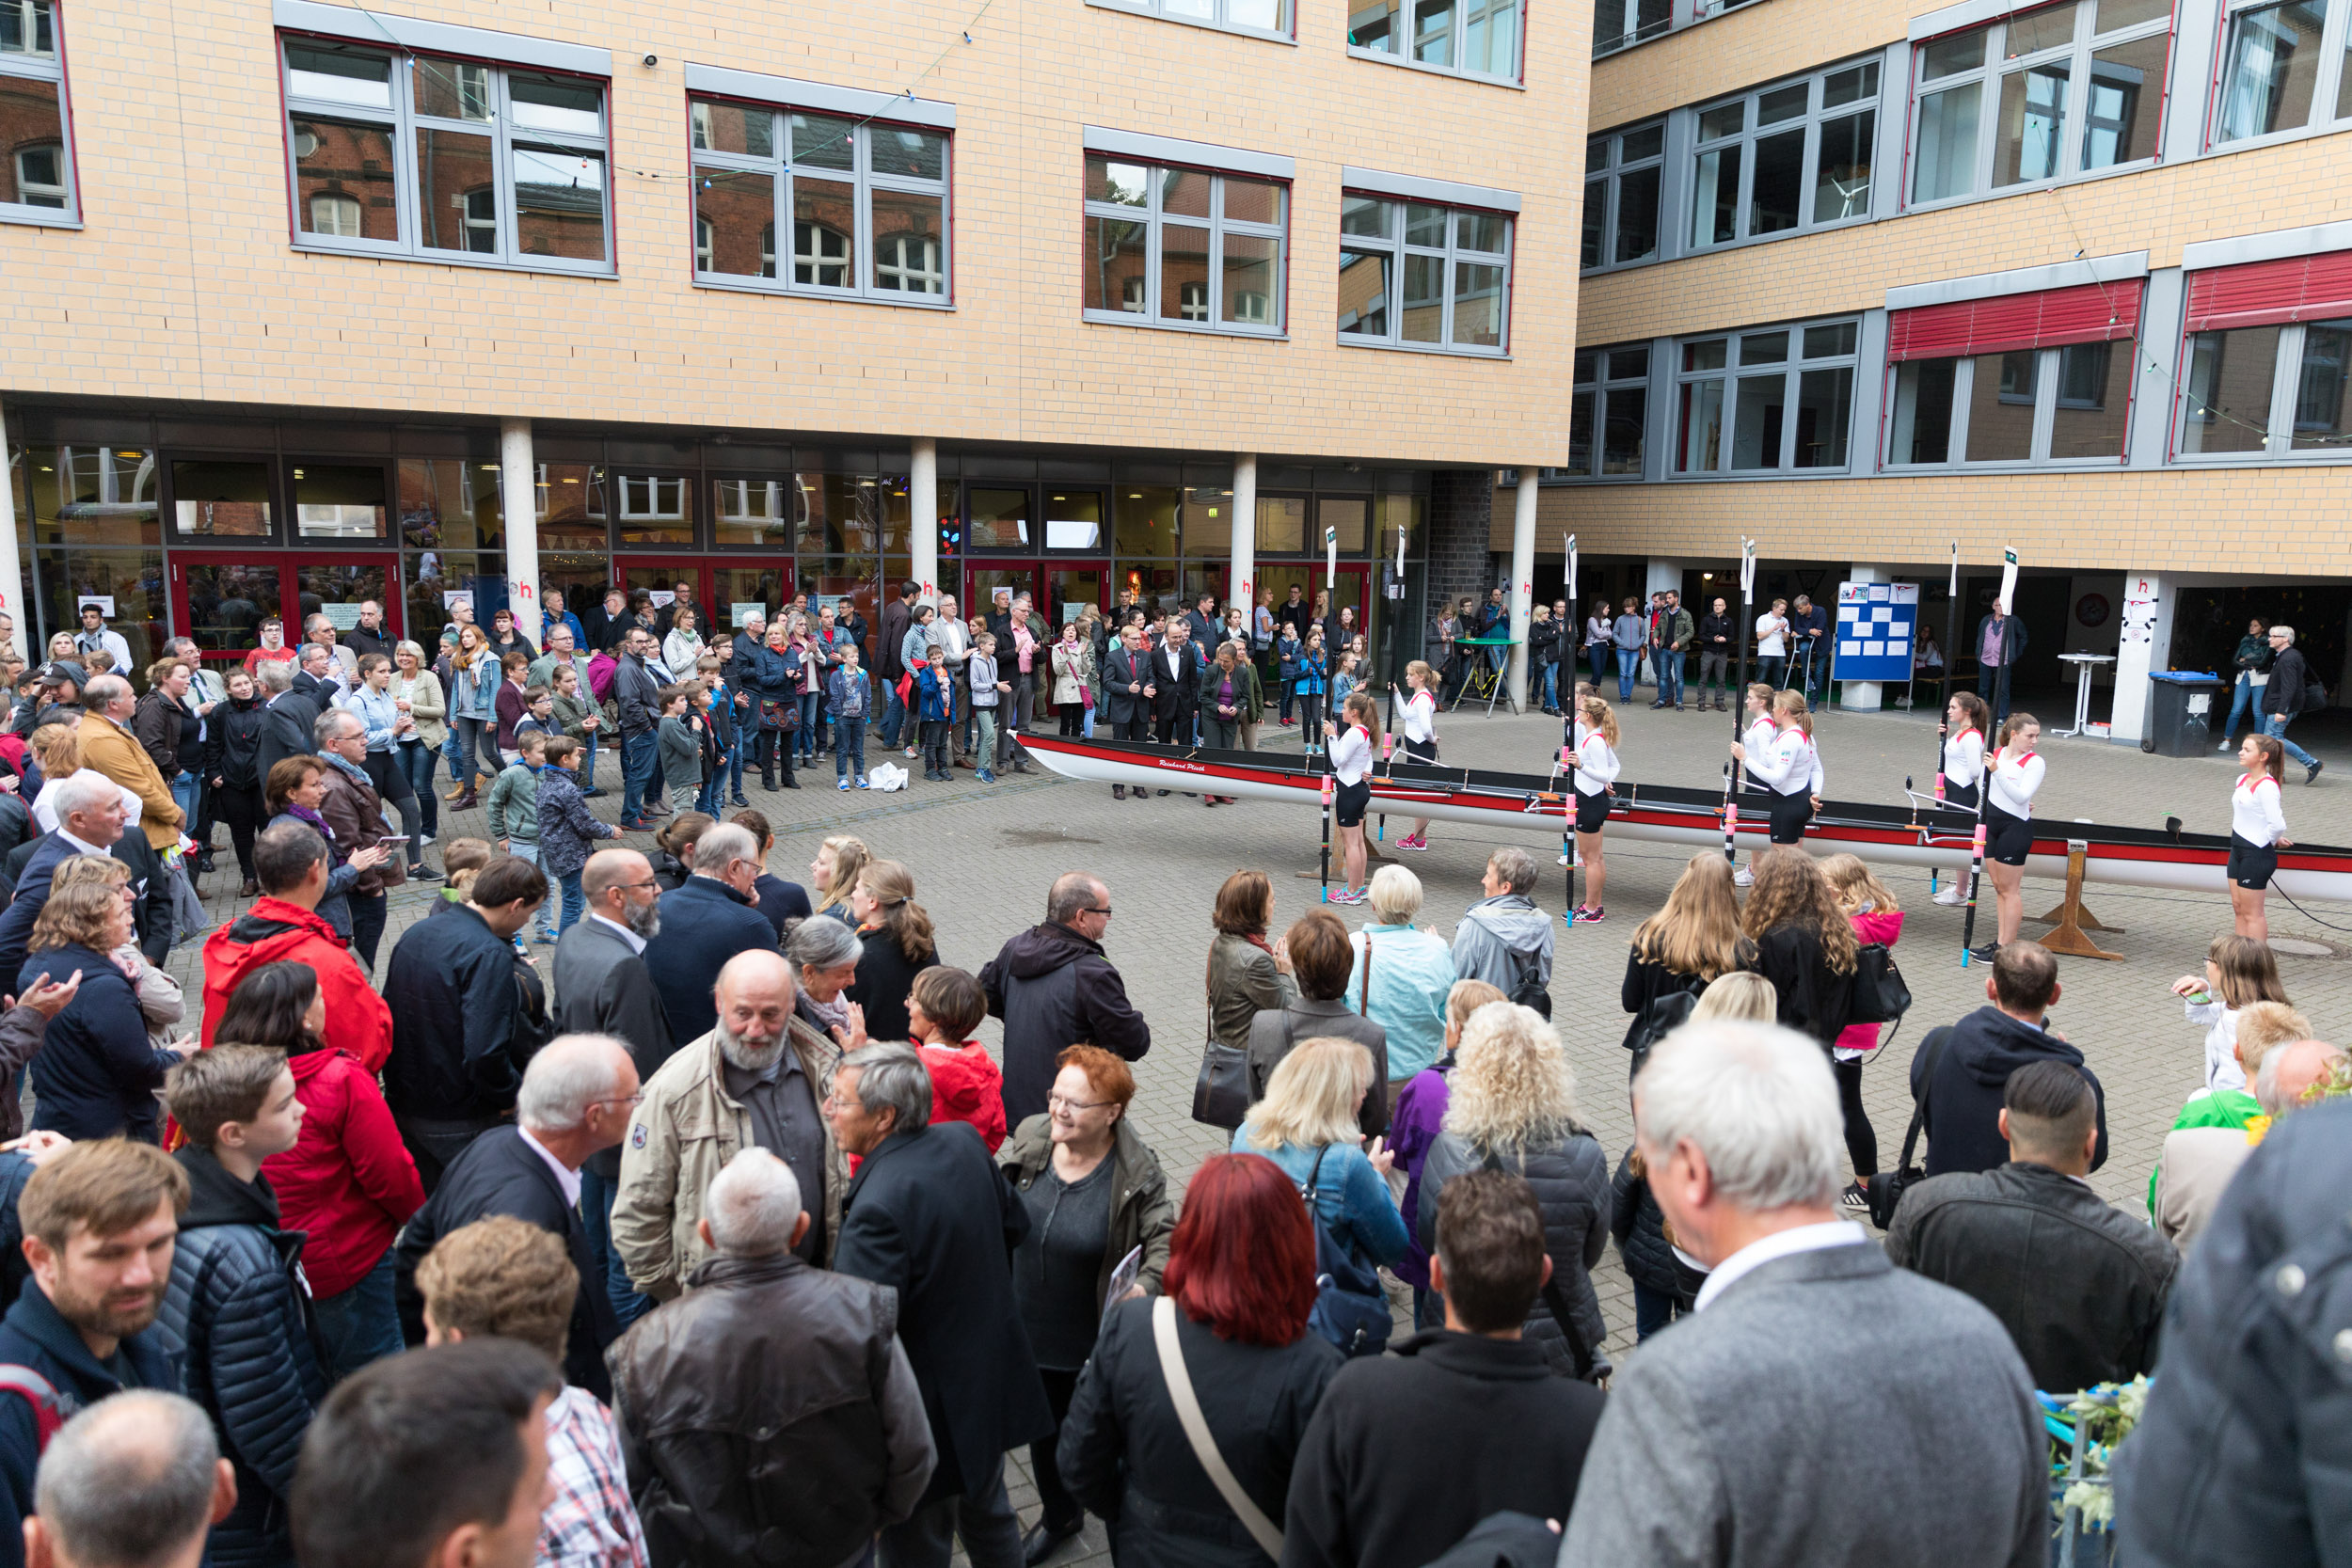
[1973,711,2045,961]
[1733,682,1777,888]
[1932,690,1992,906]
[1391,660,1441,852]
[1730,689,1821,860]
[2229,734,2292,940]
[1567,694,1620,923]
[1325,689,1379,906]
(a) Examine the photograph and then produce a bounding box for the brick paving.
[157,698,2352,1567]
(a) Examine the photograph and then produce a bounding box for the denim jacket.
[342,683,404,752]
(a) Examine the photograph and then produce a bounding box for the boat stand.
[2029,840,2124,961]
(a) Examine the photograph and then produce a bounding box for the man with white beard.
[612,949,849,1301]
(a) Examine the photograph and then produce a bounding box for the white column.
[1229,453,1257,616]
[910,438,939,605]
[2109,572,2168,745]
[0,417,28,661]
[499,419,542,649]
[1644,557,1684,599]
[1506,467,1537,708]
[1842,562,1888,711]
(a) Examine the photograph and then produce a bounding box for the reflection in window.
[2181,326,2280,453]
[1679,321,1857,472]
[1351,0,1524,80]
[1690,60,1877,251]
[0,3,71,219]
[2217,0,2327,141]
[2293,320,2352,448]
[1083,155,1286,336]
[1335,193,1510,353]
[1890,360,1959,463]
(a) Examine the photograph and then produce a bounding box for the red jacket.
[200,897,392,1072]
[924,1041,1008,1153]
[267,1044,425,1297]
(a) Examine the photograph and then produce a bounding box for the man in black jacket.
[1100,626,1154,800]
[1284,1170,1604,1568]
[1972,600,2026,722]
[1886,1059,2175,1392]
[381,856,551,1190]
[1152,621,1202,748]
[393,1034,638,1399]
[980,873,1152,1125]
[1912,941,2106,1180]
[827,1044,1050,1568]
[615,628,663,830]
[641,824,777,1045]
[880,580,918,752]
[251,658,318,788]
[1696,595,1738,711]
[2257,623,2324,783]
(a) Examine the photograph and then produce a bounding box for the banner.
[1565,533,1578,608]
[1998,546,2020,616]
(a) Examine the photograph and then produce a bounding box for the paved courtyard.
[158,689,2352,1563]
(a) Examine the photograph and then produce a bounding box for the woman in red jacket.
[215,962,424,1382]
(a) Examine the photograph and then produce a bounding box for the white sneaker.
[1732,866,1754,887]
[1932,883,1968,906]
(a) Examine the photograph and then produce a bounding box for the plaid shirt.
[539,1386,649,1568]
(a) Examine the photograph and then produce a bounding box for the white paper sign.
[731,602,764,628]
[442,591,473,616]
[76,595,115,618]
[323,603,363,630]
[647,590,676,610]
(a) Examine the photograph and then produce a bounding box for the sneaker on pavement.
[1931,884,1968,906]
[978,769,997,783]
[2309,759,2326,784]
[1839,1181,1870,1213]
[1968,942,2001,963]
[1581,905,1607,923]
[855,775,868,788]
[837,779,850,790]
[1732,866,1754,887]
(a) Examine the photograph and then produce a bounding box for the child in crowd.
[692,684,725,816]
[1276,623,1303,725]
[970,632,1003,784]
[656,683,706,815]
[1820,852,1903,1210]
[486,731,557,943]
[914,638,951,784]
[2172,933,2292,1093]
[431,837,494,913]
[534,735,620,933]
[905,966,1008,1152]
[699,653,745,809]
[1295,628,1328,754]
[828,643,869,788]
[512,684,554,748]
[161,1045,326,1564]
[1331,647,1361,714]
[549,662,603,795]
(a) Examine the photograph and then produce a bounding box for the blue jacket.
[829,667,871,722]
[0,834,171,1002]
[1295,650,1328,699]
[915,664,949,722]
[1241,1132,1410,1268]
[154,1148,326,1568]
[18,943,177,1143]
[0,1283,176,1568]
[535,765,618,880]
[641,876,779,1043]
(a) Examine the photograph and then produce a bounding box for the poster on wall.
[732,603,764,628]
[442,591,474,617]
[76,595,116,618]
[2121,576,2160,648]
[1833,581,1919,681]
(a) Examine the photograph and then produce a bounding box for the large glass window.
[2178,318,2352,454]
[1688,60,1877,252]
[1676,321,1858,472]
[1347,0,1522,80]
[691,100,950,305]
[280,38,610,272]
[1582,121,1663,269]
[1908,0,2172,207]
[1890,317,2138,465]
[1591,0,1672,55]
[1108,0,1293,40]
[0,0,72,221]
[1338,194,1510,353]
[1083,155,1287,336]
[1564,346,1652,478]
[2214,0,2346,142]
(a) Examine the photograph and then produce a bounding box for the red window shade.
[1886,280,2144,362]
[2185,251,2352,333]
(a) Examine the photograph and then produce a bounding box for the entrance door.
[170,552,403,673]
[615,558,795,643]
[964,562,1109,629]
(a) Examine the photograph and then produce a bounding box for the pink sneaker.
[1394,834,1429,851]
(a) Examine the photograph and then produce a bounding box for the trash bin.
[2143,671,2226,757]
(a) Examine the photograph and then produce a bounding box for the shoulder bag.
[1152,1296,1284,1560]
[1863,1025,1949,1230]
[1847,942,1912,1026]
[1301,1145,1391,1358]
[1191,948,1252,1131]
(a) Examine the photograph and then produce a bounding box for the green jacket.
[996,1116,1177,1306]
[2148,1087,2259,1215]
[1198,659,1264,724]
[485,761,539,844]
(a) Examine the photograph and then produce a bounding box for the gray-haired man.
[26,1391,232,1568]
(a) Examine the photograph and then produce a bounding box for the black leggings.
[1834,1058,1877,1179]
[1059,702,1084,737]
[215,784,267,880]
[1031,1367,1081,1532]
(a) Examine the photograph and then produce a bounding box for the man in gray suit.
[552,846,671,1327]
[1559,1021,2046,1568]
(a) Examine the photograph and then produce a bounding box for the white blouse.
[1574,733,1619,797]
[1400,690,1437,744]
[1942,728,1985,790]
[2232,772,2287,847]
[1746,723,1822,798]
[1330,723,1374,785]
[1988,750,2046,817]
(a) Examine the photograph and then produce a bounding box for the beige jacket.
[2153,1125,2253,1252]
[612,1014,846,1300]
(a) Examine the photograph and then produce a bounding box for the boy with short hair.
[486,730,557,943]
[907,965,1007,1151]
[514,683,555,747]
[827,643,869,789]
[914,639,951,784]
[655,683,705,812]
[969,632,1003,784]
[157,1044,326,1568]
[698,653,745,809]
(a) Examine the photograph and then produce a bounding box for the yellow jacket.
[76,712,183,851]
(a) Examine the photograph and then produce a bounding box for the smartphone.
[376,835,411,847]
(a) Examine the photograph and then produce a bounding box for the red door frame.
[962,559,1112,625]
[612,557,799,637]
[167,550,405,672]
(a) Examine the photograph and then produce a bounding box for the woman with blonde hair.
[1241,1035,1406,1283]
[1390,659,1441,851]
[1416,1001,1610,1381]
[1691,970,1777,1022]
[27,721,137,836]
[1324,690,1381,906]
[1621,852,1755,1054]
[809,833,871,924]
[1729,688,1823,849]
[1819,852,1903,1203]
[1388,978,1506,1327]
[51,856,182,1050]
[845,859,938,1040]
[22,880,193,1141]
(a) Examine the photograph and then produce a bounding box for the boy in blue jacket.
[827,644,869,789]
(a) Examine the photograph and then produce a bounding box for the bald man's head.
[582,847,660,939]
[715,949,796,1072]
[2257,1039,2350,1118]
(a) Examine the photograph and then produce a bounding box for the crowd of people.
[0,593,2347,1568]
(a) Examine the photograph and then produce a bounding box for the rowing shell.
[1022,734,2352,903]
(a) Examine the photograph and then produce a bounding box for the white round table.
[2055,653,2116,736]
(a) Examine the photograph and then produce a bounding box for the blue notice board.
[1834,581,1919,682]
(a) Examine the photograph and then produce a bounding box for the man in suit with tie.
[1100,625,1155,801]
[392,1033,639,1400]
[1152,619,1202,748]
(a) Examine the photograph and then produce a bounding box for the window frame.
[1670,317,1863,476]
[1883,330,2140,469]
[0,0,76,227]
[1562,344,1654,479]
[2174,315,2352,460]
[1336,190,1513,357]
[1902,0,2177,216]
[2206,0,2352,150]
[1581,119,1665,273]
[278,31,615,277]
[1686,55,1883,253]
[1089,0,1297,46]
[687,95,953,309]
[1081,154,1290,340]
[1346,0,1527,86]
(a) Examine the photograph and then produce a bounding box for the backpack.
[1300,1146,1391,1358]
[0,1367,70,1454]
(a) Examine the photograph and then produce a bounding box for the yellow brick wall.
[1591,0,1900,131]
[0,0,1590,465]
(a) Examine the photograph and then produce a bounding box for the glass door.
[708,560,792,637]
[1043,563,1110,627]
[965,562,1038,626]
[170,552,401,673]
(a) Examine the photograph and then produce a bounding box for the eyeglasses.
[1048,1093,1115,1114]
[609,879,660,893]
[1085,906,1112,917]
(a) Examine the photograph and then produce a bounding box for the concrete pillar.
[1842,562,1889,711]
[1644,558,1684,599]
[2110,572,2168,745]
[500,419,541,649]
[0,417,28,661]
[1230,452,1257,616]
[910,438,939,605]
[1506,467,1537,708]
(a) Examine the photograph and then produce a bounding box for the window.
[1592,0,1672,55]
[279,37,611,272]
[1338,194,1511,353]
[1675,320,1858,472]
[1348,0,1522,81]
[1907,0,2172,209]
[1689,59,1878,250]
[1885,280,2142,464]
[2213,0,2352,143]
[691,99,950,304]
[1103,0,1293,41]
[2178,251,2352,454]
[1582,121,1663,269]
[1083,155,1287,336]
[0,0,72,221]
[1565,346,1652,477]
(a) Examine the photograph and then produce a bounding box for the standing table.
[2054,653,2116,737]
[1453,636,1521,715]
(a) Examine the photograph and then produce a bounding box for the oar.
[1376,729,1393,841]
[1931,542,1960,895]
[1319,763,1334,903]
[1728,538,1755,864]
[1558,746,1578,925]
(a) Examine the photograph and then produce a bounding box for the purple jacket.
[1388,1057,1454,1290]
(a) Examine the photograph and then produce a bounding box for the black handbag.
[1864,1026,1949,1230]
[1191,951,1252,1131]
[1847,942,1912,1026]
[1622,985,1698,1078]
[1303,1146,1391,1358]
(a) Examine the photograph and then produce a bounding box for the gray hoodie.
[1452,895,1555,999]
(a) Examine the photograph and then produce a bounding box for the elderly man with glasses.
[979,872,1152,1126]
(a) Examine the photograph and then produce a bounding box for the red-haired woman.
[1056,1152,1343,1568]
